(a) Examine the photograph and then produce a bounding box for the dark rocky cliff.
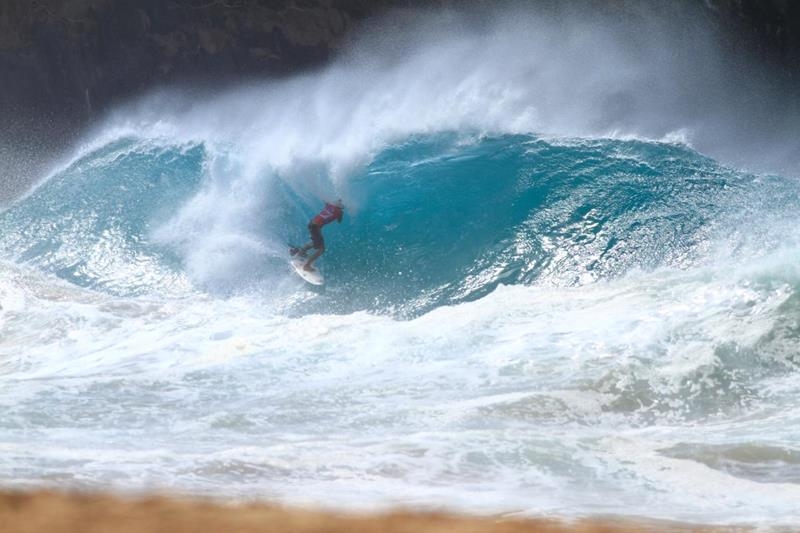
[3,0,798,131]
[0,0,395,123]
[711,0,800,74]
[0,0,408,198]
[1,0,799,199]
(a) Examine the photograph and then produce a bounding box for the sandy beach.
[0,490,732,533]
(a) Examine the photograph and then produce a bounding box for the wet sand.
[0,490,732,533]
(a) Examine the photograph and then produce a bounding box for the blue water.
[3,7,800,527]
[4,132,792,316]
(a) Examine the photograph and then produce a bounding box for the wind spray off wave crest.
[105,3,800,177]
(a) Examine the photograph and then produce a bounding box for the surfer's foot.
[303,264,316,272]
[290,247,305,257]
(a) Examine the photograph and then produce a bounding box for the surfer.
[290,199,344,272]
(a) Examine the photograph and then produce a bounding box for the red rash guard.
[311,203,343,226]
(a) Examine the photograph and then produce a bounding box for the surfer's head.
[336,198,344,209]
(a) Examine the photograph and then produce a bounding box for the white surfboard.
[290,257,324,285]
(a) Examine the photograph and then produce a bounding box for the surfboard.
[290,256,324,285]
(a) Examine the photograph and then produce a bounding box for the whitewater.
[2,5,800,528]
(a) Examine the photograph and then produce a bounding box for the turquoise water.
[4,132,794,317]
[2,6,800,527]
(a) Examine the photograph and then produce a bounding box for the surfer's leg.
[304,246,323,271]
[303,224,325,270]
[301,223,322,254]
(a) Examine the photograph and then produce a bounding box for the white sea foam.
[2,241,800,524]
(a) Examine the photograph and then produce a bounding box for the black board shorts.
[308,222,324,249]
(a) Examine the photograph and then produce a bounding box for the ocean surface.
[2,7,800,528]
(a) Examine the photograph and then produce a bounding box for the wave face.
[329,134,741,316]
[0,139,201,295]
[3,133,794,316]
[3,4,800,528]
[0,133,797,310]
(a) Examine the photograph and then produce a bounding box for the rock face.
[0,0,799,200]
[1,0,799,130]
[0,0,395,123]
[0,0,407,199]
[711,0,800,74]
